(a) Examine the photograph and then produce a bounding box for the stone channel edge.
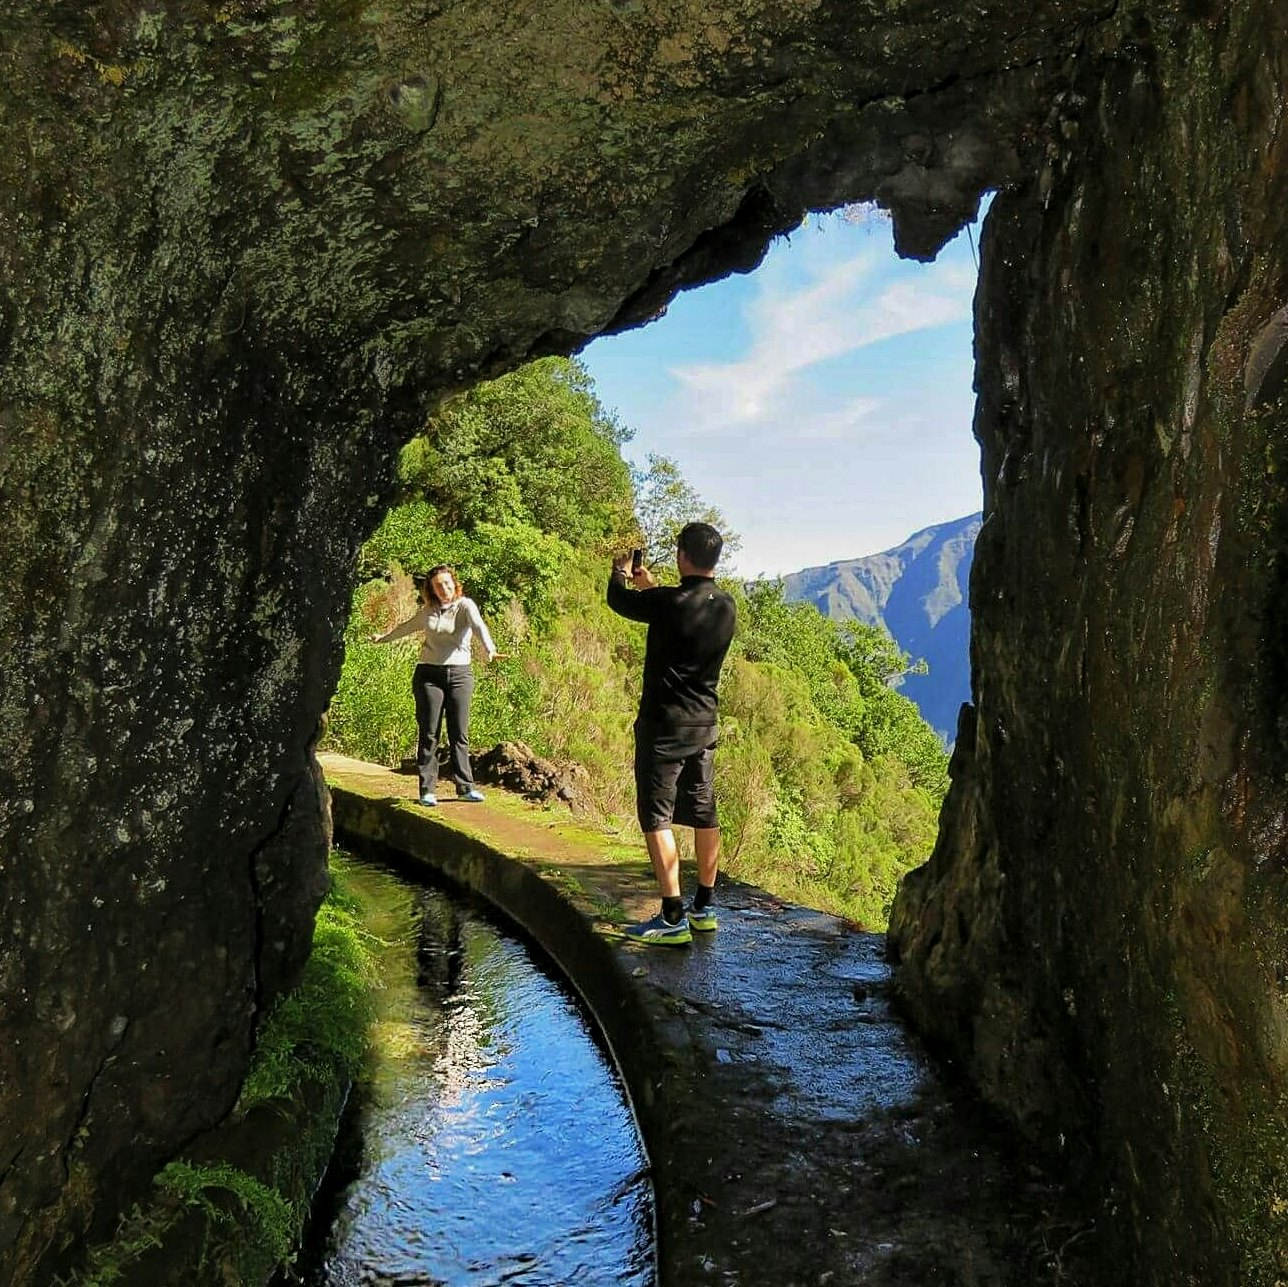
[326,774,711,1287]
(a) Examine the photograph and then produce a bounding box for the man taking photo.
[607,522,737,946]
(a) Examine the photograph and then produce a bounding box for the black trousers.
[412,663,476,795]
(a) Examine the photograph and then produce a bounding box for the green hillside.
[782,515,980,742]
[323,358,947,929]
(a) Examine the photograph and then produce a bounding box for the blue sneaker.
[686,904,718,933]
[623,913,692,947]
[419,792,437,806]
[458,788,485,803]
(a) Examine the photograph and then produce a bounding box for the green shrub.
[359,508,573,627]
[59,860,381,1287]
[324,578,544,766]
[324,583,420,766]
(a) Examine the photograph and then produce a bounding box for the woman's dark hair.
[677,522,723,571]
[423,564,464,604]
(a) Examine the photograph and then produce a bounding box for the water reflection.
[296,862,655,1287]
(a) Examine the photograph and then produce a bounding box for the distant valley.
[781,513,981,743]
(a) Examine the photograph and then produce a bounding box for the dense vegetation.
[324,357,948,929]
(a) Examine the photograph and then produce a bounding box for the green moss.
[1210,1098,1288,1285]
[58,859,381,1285]
[239,856,380,1107]
[52,1203,177,1287]
[56,1159,298,1286]
[1170,1020,1288,1287]
[539,865,626,925]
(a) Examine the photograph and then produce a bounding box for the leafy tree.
[735,579,948,796]
[631,453,741,570]
[399,357,636,553]
[717,654,938,927]
[358,504,571,629]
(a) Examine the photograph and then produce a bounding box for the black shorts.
[633,719,719,833]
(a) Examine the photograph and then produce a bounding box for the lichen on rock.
[6,1,1288,1285]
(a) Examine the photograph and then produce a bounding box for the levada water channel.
[289,856,656,1286]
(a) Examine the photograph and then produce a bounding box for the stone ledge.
[321,754,1098,1286]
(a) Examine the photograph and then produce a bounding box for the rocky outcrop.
[3,1,1287,1284]
[888,7,1288,1284]
[474,742,590,811]
[1,6,1086,1280]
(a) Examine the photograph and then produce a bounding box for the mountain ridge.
[781,513,981,741]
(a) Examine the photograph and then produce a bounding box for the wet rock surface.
[631,893,1100,1286]
[323,755,1103,1286]
[7,3,1288,1282]
[0,5,1097,1271]
[889,9,1288,1282]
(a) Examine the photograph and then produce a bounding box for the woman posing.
[374,564,498,806]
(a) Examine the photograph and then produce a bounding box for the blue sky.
[579,205,986,579]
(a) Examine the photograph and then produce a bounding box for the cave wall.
[888,4,1288,1283]
[4,0,1287,1283]
[0,5,1102,1281]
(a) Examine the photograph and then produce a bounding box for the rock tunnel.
[2,1,1287,1282]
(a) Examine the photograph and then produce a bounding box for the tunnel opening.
[322,200,988,937]
[581,200,985,742]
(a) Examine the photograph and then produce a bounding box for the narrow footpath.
[321,754,1103,1287]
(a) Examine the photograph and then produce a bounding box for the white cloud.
[667,247,973,436]
[581,205,988,578]
[795,396,883,440]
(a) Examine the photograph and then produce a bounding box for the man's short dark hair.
[677,522,723,571]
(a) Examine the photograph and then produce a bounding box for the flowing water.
[294,859,655,1286]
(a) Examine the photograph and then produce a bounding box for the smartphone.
[630,548,643,575]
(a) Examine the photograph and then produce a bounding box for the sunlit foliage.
[325,356,949,927]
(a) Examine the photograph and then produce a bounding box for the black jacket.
[607,571,737,727]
